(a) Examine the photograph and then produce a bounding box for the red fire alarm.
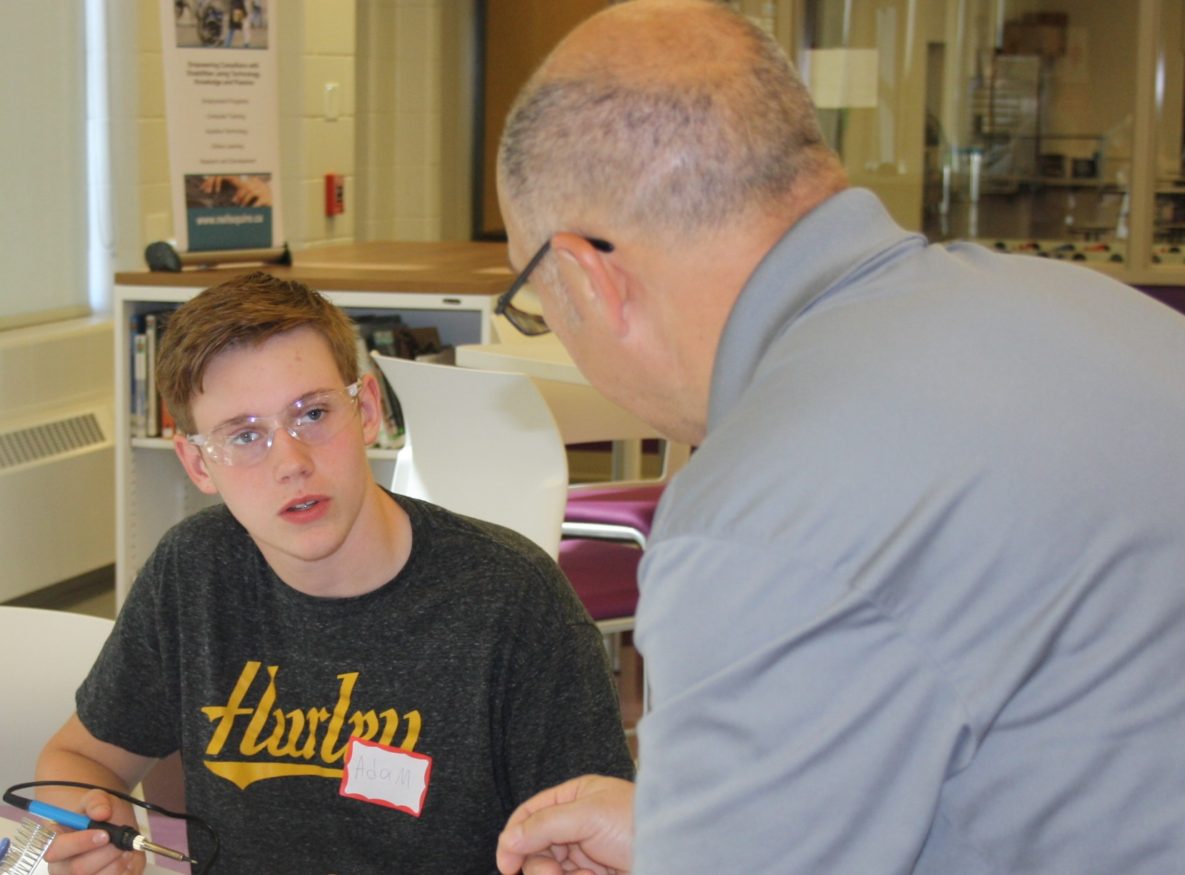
[325,174,345,216]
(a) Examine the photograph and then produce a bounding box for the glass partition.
[801,0,1149,271]
[1152,0,1185,267]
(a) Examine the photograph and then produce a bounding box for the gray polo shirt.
[635,189,1185,874]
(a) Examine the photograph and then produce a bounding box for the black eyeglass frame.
[495,236,615,336]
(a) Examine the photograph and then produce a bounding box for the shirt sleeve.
[75,546,182,759]
[632,533,976,875]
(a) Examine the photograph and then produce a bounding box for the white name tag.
[339,736,433,817]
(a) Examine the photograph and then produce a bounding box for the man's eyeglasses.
[495,237,615,336]
[188,381,362,467]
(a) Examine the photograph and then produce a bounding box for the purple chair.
[563,483,665,548]
[558,537,642,635]
[562,442,688,547]
[559,537,646,721]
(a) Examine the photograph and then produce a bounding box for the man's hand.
[497,774,634,875]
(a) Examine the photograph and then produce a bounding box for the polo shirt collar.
[708,188,923,428]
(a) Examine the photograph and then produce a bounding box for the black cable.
[3,780,218,874]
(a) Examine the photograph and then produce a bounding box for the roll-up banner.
[160,1,283,255]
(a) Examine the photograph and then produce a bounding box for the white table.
[456,336,649,480]
[455,333,585,385]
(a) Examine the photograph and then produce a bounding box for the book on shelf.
[159,397,177,439]
[352,313,447,450]
[131,327,148,438]
[145,312,160,438]
[130,308,175,440]
[354,330,404,449]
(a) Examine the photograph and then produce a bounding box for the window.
[0,1,93,329]
[800,0,1185,284]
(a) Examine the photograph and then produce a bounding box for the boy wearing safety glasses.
[36,272,634,873]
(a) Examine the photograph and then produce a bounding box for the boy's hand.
[43,788,146,875]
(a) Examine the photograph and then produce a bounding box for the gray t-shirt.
[78,490,634,873]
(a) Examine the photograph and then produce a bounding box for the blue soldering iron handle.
[24,800,144,854]
[25,799,91,831]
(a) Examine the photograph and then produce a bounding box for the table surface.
[454,334,658,479]
[455,333,585,385]
[116,240,513,295]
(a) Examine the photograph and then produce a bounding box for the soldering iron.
[3,781,216,873]
[6,796,194,864]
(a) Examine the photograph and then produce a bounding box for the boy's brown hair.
[156,271,360,435]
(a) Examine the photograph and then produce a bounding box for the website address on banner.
[196,214,264,226]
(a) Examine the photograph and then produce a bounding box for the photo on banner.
[161,0,283,253]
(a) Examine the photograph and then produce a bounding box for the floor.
[47,585,115,620]
[6,566,117,619]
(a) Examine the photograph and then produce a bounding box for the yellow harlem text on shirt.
[200,660,421,789]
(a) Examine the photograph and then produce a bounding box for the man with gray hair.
[494,1,1185,873]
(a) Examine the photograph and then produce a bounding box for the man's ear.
[551,233,629,335]
[173,433,220,495]
[356,372,385,446]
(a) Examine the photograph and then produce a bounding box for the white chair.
[369,353,642,627]
[0,606,113,793]
[371,354,570,558]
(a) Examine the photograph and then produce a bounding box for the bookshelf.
[113,241,509,603]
